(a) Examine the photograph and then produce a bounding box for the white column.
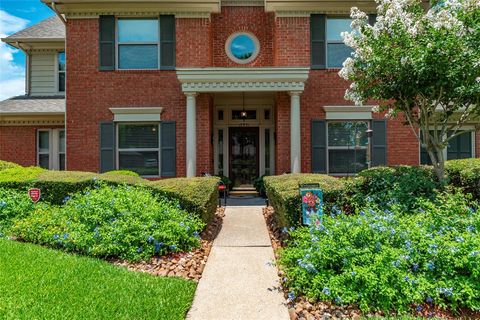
[186,92,197,177]
[290,91,302,173]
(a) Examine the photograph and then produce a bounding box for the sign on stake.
[28,188,41,203]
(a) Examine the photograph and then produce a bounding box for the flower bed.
[276,191,480,316]
[7,183,205,262]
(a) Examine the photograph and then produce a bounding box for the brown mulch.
[112,206,225,282]
[263,206,480,320]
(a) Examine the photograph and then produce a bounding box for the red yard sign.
[28,188,41,203]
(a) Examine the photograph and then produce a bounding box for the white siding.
[30,53,58,96]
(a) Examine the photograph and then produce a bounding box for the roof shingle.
[0,96,65,115]
[4,16,65,41]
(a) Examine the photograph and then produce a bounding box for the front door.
[229,127,259,187]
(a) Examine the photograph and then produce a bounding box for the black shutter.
[310,14,326,69]
[368,14,377,26]
[311,120,327,173]
[161,121,176,177]
[99,122,115,172]
[371,120,387,167]
[160,15,175,70]
[99,15,115,71]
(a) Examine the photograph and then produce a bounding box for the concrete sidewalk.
[187,201,290,320]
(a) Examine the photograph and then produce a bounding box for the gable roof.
[2,16,65,43]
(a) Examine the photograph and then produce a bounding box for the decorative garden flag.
[28,188,41,203]
[299,184,323,225]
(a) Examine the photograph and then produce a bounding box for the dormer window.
[58,51,65,92]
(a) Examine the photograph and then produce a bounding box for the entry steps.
[229,185,258,197]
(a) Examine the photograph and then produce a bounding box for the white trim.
[177,67,309,93]
[225,32,260,65]
[109,107,163,122]
[324,106,375,120]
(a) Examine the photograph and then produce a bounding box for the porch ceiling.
[176,67,310,93]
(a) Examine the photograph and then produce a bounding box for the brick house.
[1,0,478,186]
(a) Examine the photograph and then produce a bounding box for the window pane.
[38,131,49,153]
[447,131,472,160]
[327,43,353,68]
[118,45,158,69]
[58,52,66,71]
[39,154,49,169]
[59,130,65,153]
[329,149,367,174]
[119,151,159,176]
[118,124,159,149]
[59,73,65,92]
[328,122,368,147]
[327,19,352,41]
[118,19,159,42]
[59,154,65,170]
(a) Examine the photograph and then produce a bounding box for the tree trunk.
[427,146,446,183]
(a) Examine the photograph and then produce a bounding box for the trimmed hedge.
[344,165,441,212]
[150,177,219,223]
[0,168,219,223]
[0,160,21,171]
[264,174,345,227]
[103,170,140,177]
[445,158,480,201]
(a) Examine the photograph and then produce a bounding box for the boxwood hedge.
[0,160,21,171]
[264,174,345,227]
[0,166,219,223]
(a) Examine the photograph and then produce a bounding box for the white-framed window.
[420,130,475,165]
[116,18,160,70]
[116,123,160,176]
[57,51,66,92]
[326,17,353,68]
[327,121,370,174]
[37,129,65,170]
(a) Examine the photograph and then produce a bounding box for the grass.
[0,239,196,320]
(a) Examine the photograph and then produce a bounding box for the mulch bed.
[112,206,225,282]
[263,206,480,320]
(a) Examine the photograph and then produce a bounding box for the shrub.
[445,158,480,201]
[0,160,21,171]
[0,189,36,235]
[254,175,266,198]
[103,170,140,177]
[279,191,480,313]
[345,166,441,212]
[150,177,219,223]
[0,168,219,222]
[10,184,205,262]
[264,174,345,227]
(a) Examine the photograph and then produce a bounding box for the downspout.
[50,1,67,25]
[16,42,31,96]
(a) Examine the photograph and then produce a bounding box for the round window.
[225,32,260,64]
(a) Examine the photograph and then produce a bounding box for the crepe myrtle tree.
[339,0,480,181]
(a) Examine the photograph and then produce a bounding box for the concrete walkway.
[187,199,290,320]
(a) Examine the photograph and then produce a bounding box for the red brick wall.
[211,6,274,67]
[275,92,291,174]
[0,126,64,167]
[66,18,213,175]
[176,18,212,67]
[274,17,310,66]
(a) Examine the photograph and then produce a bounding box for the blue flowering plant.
[0,188,37,235]
[10,183,205,262]
[279,190,480,313]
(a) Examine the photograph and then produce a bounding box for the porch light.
[240,92,247,121]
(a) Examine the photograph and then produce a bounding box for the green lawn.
[0,239,196,320]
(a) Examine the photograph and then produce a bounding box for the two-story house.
[1,0,478,187]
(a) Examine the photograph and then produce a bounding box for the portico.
[176,67,309,178]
